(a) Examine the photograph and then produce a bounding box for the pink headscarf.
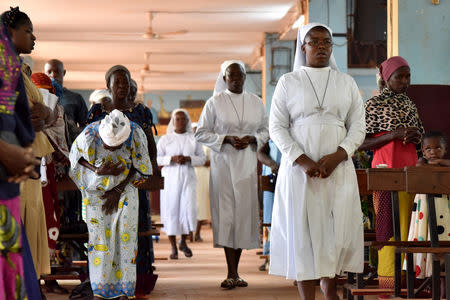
[379,56,409,82]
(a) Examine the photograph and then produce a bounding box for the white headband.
[293,22,339,72]
[89,89,111,104]
[99,109,131,147]
[213,60,246,96]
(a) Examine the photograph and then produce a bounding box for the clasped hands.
[224,135,256,150]
[96,161,125,176]
[392,127,421,145]
[295,147,347,178]
[95,161,127,215]
[5,145,40,183]
[171,155,191,164]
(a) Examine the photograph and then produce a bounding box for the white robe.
[157,132,206,236]
[268,66,366,281]
[195,90,269,249]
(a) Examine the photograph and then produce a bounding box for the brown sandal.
[235,277,248,287]
[179,245,193,258]
[220,278,236,289]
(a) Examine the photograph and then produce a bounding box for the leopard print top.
[365,88,424,135]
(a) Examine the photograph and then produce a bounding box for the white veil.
[213,60,246,96]
[293,22,339,72]
[166,108,194,134]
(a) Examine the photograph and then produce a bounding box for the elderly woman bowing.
[195,60,269,289]
[70,110,152,300]
[87,65,159,296]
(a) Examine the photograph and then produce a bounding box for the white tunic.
[195,90,269,249]
[157,132,206,236]
[269,66,366,281]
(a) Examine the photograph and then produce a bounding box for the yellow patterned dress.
[69,121,151,298]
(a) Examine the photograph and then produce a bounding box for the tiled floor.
[45,227,375,300]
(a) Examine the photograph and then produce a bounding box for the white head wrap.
[166,108,193,134]
[39,88,58,110]
[89,89,111,104]
[99,109,131,147]
[293,22,339,72]
[213,60,246,96]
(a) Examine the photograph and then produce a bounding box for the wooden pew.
[345,170,377,300]
[351,168,407,298]
[356,169,372,196]
[401,167,450,300]
[352,167,450,300]
[364,168,406,298]
[259,175,275,193]
[48,175,165,281]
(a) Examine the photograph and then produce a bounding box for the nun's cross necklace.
[303,69,331,113]
[226,93,245,130]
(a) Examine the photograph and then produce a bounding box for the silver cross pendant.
[316,106,325,113]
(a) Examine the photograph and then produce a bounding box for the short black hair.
[303,26,331,44]
[46,59,64,70]
[1,7,30,29]
[423,130,448,147]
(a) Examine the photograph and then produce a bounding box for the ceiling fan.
[143,11,188,39]
[137,76,166,96]
[140,52,184,76]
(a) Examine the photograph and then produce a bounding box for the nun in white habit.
[195,60,269,289]
[157,109,205,259]
[268,23,365,300]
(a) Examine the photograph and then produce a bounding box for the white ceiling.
[5,0,299,91]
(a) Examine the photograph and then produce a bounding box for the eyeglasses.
[304,39,333,48]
